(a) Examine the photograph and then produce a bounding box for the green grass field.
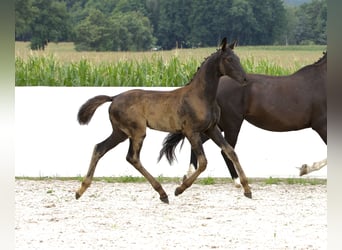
[15,42,326,87]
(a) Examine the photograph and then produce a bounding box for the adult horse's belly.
[245,90,311,132]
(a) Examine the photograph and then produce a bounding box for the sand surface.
[15,180,326,249]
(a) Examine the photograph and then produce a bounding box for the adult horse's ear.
[229,40,237,50]
[220,37,227,51]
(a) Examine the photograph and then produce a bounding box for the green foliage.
[243,57,297,75]
[102,176,146,183]
[265,177,282,185]
[264,177,326,185]
[74,10,156,51]
[15,54,197,86]
[15,0,326,49]
[199,177,216,185]
[15,0,72,50]
[294,0,327,45]
[16,51,304,87]
[16,47,317,86]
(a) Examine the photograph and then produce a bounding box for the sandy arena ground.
[15,179,326,249]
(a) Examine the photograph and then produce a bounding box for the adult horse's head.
[218,37,247,84]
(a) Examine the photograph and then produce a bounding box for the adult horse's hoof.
[233,178,242,188]
[160,196,169,204]
[244,192,252,199]
[299,164,308,176]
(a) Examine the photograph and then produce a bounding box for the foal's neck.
[190,54,222,103]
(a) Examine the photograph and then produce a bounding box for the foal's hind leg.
[176,133,207,196]
[205,125,252,198]
[126,135,169,204]
[76,130,127,199]
[186,134,209,180]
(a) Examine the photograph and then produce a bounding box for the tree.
[73,9,112,51]
[249,0,286,45]
[157,0,192,49]
[228,0,257,45]
[293,0,327,44]
[15,0,325,49]
[188,0,234,47]
[18,0,71,50]
[15,0,35,41]
[74,10,156,51]
[111,11,156,51]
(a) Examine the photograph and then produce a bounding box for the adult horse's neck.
[189,52,222,103]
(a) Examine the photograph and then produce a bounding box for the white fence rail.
[15,87,327,178]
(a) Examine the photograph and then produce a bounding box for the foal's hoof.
[244,192,252,199]
[160,196,169,204]
[75,192,81,200]
[174,186,184,196]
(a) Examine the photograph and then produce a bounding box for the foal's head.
[218,38,247,84]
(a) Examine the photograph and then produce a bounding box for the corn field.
[15,42,326,87]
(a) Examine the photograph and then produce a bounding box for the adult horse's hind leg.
[298,122,327,176]
[205,125,252,198]
[76,129,127,199]
[299,158,327,176]
[126,135,169,204]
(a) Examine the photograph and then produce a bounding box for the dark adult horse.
[159,52,327,185]
[75,38,252,204]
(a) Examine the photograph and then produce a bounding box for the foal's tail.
[158,132,186,165]
[78,95,113,125]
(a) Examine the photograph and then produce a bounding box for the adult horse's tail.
[78,95,113,125]
[158,132,186,164]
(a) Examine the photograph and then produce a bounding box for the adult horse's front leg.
[126,136,169,204]
[175,133,207,196]
[205,126,252,198]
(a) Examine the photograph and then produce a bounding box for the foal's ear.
[220,37,227,51]
[229,40,237,50]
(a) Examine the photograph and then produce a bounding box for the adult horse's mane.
[295,51,327,74]
[314,51,327,64]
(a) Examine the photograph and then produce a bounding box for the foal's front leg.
[205,126,252,198]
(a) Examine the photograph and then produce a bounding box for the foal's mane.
[184,49,222,86]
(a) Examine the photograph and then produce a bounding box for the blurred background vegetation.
[15,0,326,51]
